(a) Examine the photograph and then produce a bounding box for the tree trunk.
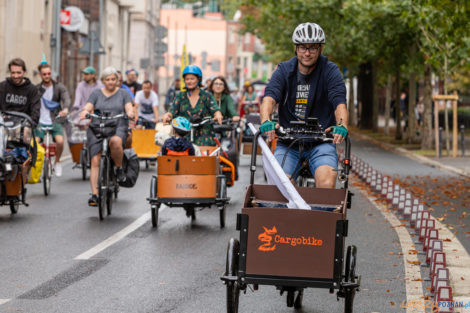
[421,64,433,150]
[407,72,417,143]
[372,63,379,132]
[395,69,402,140]
[358,62,374,129]
[348,77,356,127]
[384,74,392,136]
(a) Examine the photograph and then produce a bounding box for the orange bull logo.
[258,226,323,252]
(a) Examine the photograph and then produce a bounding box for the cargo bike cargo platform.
[221,131,359,313]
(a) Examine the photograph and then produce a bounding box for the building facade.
[0,0,53,84]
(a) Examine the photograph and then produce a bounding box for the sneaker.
[88,194,98,207]
[115,167,126,183]
[54,162,62,177]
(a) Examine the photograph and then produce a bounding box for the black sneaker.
[88,194,98,207]
[115,167,126,183]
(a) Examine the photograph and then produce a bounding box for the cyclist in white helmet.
[259,22,348,188]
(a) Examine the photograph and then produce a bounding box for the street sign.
[60,10,71,25]
[61,6,85,32]
[154,56,165,67]
[155,25,168,40]
[154,41,168,54]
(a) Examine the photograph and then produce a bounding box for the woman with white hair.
[80,66,135,206]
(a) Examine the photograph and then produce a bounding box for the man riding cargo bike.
[221,23,359,313]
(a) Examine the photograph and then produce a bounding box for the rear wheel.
[43,157,51,196]
[80,148,87,180]
[106,190,113,215]
[98,157,107,220]
[219,205,226,228]
[9,200,18,214]
[226,238,240,313]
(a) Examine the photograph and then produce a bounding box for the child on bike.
[161,117,195,156]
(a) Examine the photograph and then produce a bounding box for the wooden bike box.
[241,184,348,280]
[157,156,219,199]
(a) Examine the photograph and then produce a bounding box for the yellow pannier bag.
[28,140,45,184]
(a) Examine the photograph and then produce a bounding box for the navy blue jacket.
[161,137,195,156]
[264,55,346,131]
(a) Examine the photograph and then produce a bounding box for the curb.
[351,132,470,178]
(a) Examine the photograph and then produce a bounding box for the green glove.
[332,125,348,138]
[259,120,275,133]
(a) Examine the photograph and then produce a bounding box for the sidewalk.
[351,126,470,178]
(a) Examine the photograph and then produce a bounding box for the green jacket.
[215,93,238,118]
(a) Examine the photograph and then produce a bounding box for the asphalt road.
[1,141,458,313]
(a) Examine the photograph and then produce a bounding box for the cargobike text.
[257,226,323,252]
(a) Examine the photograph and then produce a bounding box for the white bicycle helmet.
[292,23,325,44]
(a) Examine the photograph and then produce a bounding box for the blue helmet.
[171,116,191,136]
[182,65,203,85]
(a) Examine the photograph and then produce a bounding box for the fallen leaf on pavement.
[407,260,421,265]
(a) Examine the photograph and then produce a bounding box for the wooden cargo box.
[157,156,219,199]
[241,184,348,281]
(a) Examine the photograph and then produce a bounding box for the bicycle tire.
[43,157,51,196]
[226,238,240,313]
[80,148,87,180]
[98,157,107,220]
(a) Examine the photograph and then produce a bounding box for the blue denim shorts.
[273,142,338,179]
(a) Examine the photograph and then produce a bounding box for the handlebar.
[86,113,126,120]
[275,119,333,143]
[2,111,35,126]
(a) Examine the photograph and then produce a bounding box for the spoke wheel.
[80,148,88,180]
[9,200,19,214]
[98,157,107,220]
[226,238,240,313]
[43,157,52,196]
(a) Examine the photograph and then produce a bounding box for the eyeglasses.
[213,82,224,86]
[297,44,322,53]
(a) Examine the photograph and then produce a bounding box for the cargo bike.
[148,118,233,229]
[221,122,360,313]
[0,111,37,214]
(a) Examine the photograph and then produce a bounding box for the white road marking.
[0,299,10,306]
[357,188,425,313]
[75,207,165,260]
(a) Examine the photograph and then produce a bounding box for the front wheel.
[98,157,107,220]
[43,157,52,196]
[226,238,240,313]
[344,245,358,313]
[80,148,88,180]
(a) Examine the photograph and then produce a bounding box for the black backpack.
[119,148,140,188]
